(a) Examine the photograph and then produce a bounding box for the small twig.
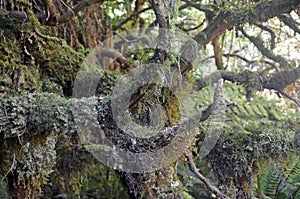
[185,150,231,199]
[1,153,16,181]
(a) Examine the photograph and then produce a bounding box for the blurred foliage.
[0,177,10,199]
[255,155,300,199]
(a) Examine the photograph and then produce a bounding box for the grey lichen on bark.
[0,93,78,138]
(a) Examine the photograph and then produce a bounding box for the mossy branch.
[196,66,300,105]
[195,0,300,45]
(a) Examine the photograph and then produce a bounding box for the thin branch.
[113,7,152,31]
[60,0,75,17]
[255,23,276,49]
[1,153,16,181]
[278,14,300,34]
[186,150,230,199]
[202,53,279,71]
[241,28,292,69]
[278,90,300,106]
[34,28,61,42]
[178,19,205,32]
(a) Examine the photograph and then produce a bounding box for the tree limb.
[278,14,300,34]
[240,28,291,69]
[195,0,300,45]
[202,53,279,71]
[197,66,300,105]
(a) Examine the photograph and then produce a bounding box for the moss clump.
[196,120,296,198]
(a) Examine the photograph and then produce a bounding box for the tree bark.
[196,0,300,45]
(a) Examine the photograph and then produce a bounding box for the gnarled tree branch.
[240,28,292,69]
[195,0,300,45]
[197,66,300,105]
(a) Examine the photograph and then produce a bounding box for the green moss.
[27,9,41,28]
[28,39,84,89]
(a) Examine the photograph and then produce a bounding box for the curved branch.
[202,53,278,71]
[241,28,291,69]
[195,0,300,45]
[113,7,152,31]
[180,0,214,18]
[178,19,205,32]
[255,23,276,49]
[278,14,300,34]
